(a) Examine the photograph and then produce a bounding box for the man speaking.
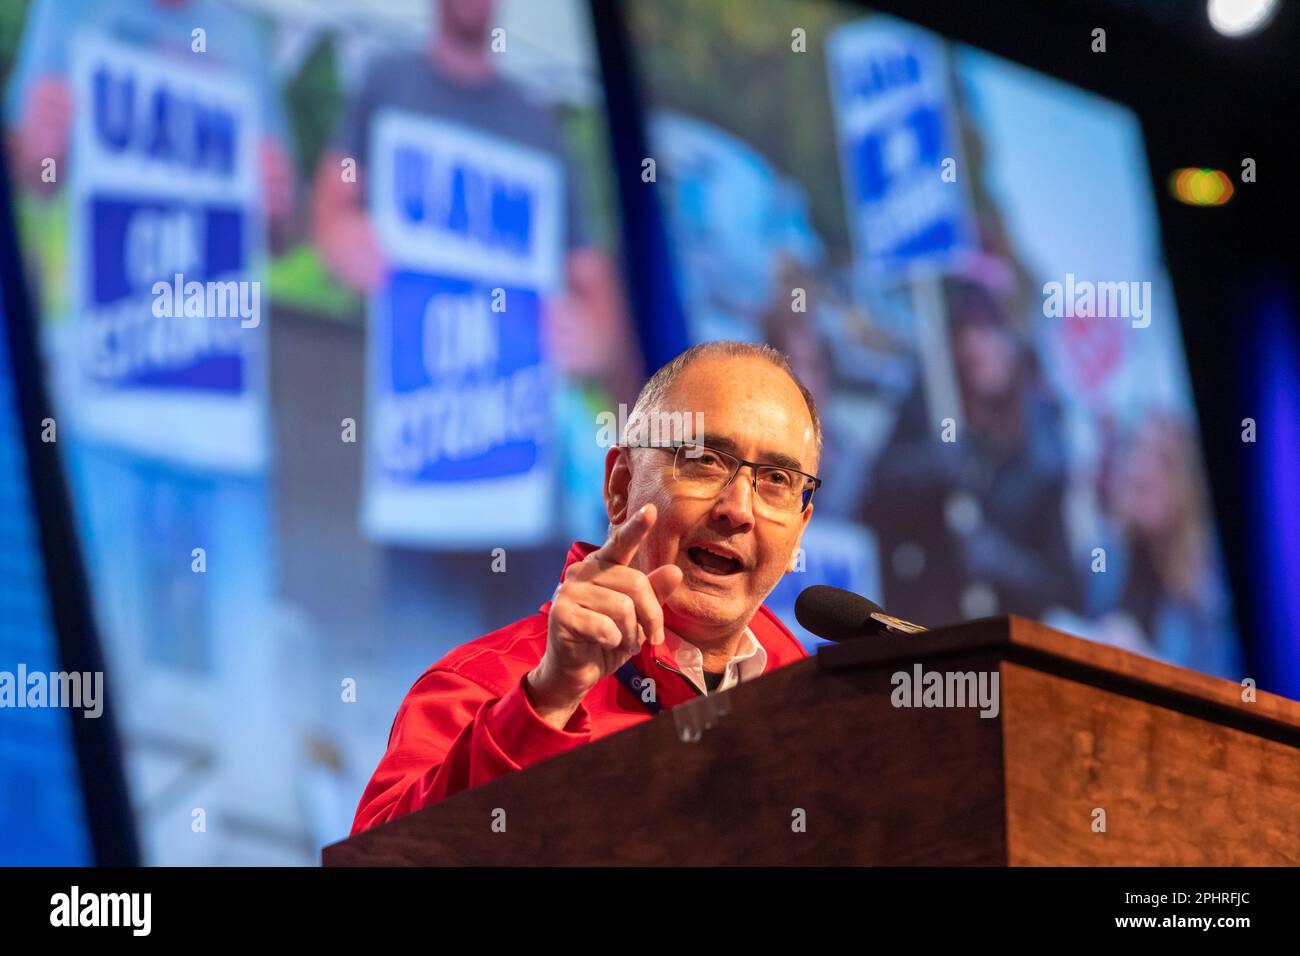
[352,341,822,833]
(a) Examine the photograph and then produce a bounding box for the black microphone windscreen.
[794,585,887,642]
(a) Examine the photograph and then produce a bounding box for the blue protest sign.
[827,18,975,277]
[364,111,563,546]
[69,35,267,472]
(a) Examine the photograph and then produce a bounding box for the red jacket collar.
[540,541,809,675]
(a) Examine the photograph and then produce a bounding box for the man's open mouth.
[686,546,744,576]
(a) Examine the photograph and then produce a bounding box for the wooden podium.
[323,617,1300,865]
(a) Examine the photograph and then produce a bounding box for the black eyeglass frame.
[633,441,822,513]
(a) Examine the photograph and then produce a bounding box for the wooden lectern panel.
[326,651,1010,865]
[325,617,1300,866]
[1001,662,1300,865]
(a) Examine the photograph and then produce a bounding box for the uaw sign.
[364,111,563,547]
[826,18,974,278]
[69,34,267,472]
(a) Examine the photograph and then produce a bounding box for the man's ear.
[604,446,633,524]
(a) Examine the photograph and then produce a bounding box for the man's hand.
[527,504,683,729]
[321,211,387,290]
[310,150,388,291]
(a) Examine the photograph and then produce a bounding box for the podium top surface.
[817,615,1300,740]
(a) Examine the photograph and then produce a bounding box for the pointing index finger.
[595,503,656,567]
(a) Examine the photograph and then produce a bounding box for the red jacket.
[351,540,809,833]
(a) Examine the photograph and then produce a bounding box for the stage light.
[1207,0,1279,37]
[1169,167,1235,206]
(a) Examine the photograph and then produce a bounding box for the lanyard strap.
[614,660,663,715]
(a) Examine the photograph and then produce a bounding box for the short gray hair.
[625,340,822,461]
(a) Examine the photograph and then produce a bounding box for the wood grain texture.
[1001,661,1300,865]
[324,654,1008,866]
[325,617,1300,866]
[1004,617,1300,734]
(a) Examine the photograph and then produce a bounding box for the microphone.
[794,585,928,642]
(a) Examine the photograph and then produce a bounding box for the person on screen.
[5,0,294,344]
[310,0,638,405]
[860,276,1078,626]
[351,341,819,832]
[5,0,293,221]
[1091,411,1240,675]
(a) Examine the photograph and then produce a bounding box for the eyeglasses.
[647,442,821,514]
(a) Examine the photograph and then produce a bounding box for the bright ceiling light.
[1207,0,1280,36]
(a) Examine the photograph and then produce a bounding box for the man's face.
[438,0,495,42]
[607,355,817,642]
